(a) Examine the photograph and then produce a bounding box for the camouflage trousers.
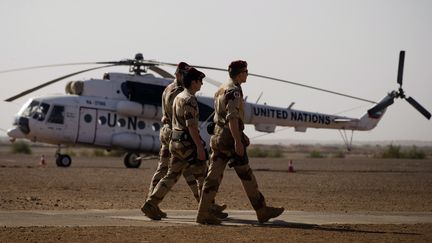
[147,125,202,202]
[147,139,206,206]
[198,135,266,216]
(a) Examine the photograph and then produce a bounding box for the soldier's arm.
[188,124,205,161]
[184,97,205,161]
[161,90,169,123]
[228,118,244,156]
[226,89,244,156]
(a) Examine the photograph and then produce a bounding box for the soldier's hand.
[235,141,244,157]
[161,116,168,123]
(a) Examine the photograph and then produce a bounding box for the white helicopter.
[2,51,430,168]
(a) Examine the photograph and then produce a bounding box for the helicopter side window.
[121,81,164,106]
[47,105,65,124]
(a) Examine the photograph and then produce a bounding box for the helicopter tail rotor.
[369,51,431,120]
[397,50,405,87]
[406,96,431,119]
[396,51,431,120]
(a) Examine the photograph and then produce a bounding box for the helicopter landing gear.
[55,145,72,167]
[123,152,141,168]
[56,154,72,167]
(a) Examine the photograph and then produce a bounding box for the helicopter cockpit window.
[21,100,40,117]
[47,105,65,124]
[21,101,50,121]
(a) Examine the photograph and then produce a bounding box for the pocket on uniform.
[212,130,234,152]
[160,126,172,145]
[170,140,194,160]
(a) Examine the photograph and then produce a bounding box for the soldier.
[142,67,217,220]
[143,62,197,217]
[196,60,284,225]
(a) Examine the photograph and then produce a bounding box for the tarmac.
[1,209,432,227]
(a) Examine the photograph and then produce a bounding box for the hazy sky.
[0,0,431,143]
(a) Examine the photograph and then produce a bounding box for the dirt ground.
[1,147,432,242]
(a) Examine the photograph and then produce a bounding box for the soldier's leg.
[146,156,188,206]
[233,164,284,223]
[233,164,266,210]
[148,125,172,195]
[147,143,170,197]
[197,151,229,223]
[203,157,228,217]
[191,161,206,198]
[195,160,227,218]
[182,165,201,202]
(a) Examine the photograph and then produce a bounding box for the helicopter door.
[77,108,97,144]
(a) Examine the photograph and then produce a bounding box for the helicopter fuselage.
[7,71,386,167]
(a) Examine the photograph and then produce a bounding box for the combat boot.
[210,204,228,219]
[141,202,162,220]
[212,203,227,212]
[196,213,222,225]
[256,206,284,223]
[157,207,167,218]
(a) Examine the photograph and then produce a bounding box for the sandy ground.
[1,148,432,242]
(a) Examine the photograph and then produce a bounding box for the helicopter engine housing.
[116,100,162,119]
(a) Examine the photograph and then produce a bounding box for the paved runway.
[1,209,432,227]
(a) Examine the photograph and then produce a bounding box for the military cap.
[184,67,205,83]
[176,62,190,75]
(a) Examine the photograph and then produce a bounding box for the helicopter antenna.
[255,91,263,104]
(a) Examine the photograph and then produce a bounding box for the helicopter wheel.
[56,154,72,167]
[123,152,141,168]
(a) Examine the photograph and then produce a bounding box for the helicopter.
[2,51,430,168]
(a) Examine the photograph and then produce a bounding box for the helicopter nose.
[7,127,26,139]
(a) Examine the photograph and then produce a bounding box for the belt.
[171,130,191,142]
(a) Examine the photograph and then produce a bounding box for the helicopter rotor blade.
[203,76,222,87]
[2,56,377,104]
[4,64,117,102]
[148,66,175,79]
[397,51,405,87]
[405,96,431,120]
[148,62,222,87]
[248,72,377,104]
[0,62,113,74]
[0,59,153,74]
[163,63,377,104]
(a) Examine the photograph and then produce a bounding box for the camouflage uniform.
[146,89,206,207]
[197,78,283,224]
[147,79,201,202]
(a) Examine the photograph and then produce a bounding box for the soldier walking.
[143,62,202,217]
[196,60,284,225]
[142,67,221,220]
